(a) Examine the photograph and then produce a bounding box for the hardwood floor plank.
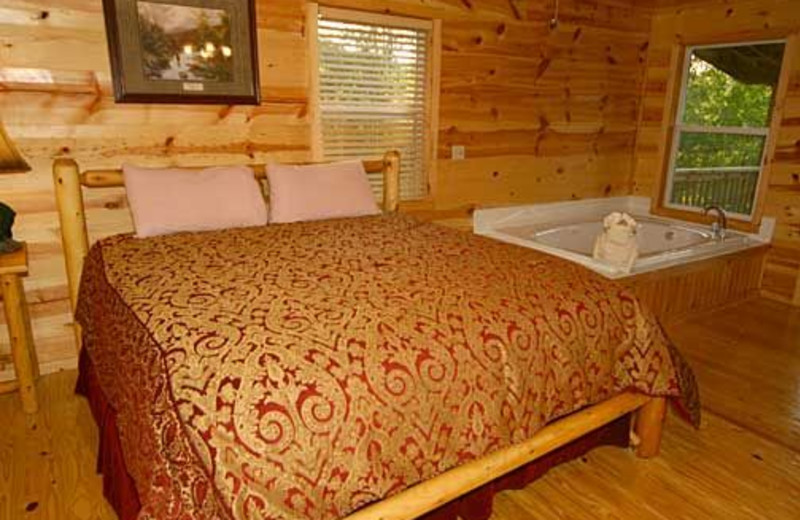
[665,298,800,450]
[493,412,800,519]
[0,370,113,520]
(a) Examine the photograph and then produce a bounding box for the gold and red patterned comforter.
[76,214,699,519]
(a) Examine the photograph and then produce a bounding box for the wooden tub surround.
[51,153,679,520]
[624,245,768,325]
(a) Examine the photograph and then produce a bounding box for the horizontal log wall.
[0,0,652,378]
[631,0,800,305]
[434,0,650,208]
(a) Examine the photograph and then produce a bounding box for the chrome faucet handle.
[703,205,727,239]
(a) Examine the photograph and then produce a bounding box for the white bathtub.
[474,197,773,279]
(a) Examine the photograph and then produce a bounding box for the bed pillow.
[267,160,380,223]
[123,164,268,238]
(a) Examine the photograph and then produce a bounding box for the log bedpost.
[383,150,400,213]
[53,158,88,350]
[634,396,666,458]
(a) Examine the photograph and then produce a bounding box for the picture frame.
[102,0,260,104]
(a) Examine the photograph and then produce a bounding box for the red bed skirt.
[76,348,630,520]
[75,347,141,520]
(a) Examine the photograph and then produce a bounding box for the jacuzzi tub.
[474,197,773,279]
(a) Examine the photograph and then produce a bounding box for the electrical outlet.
[451,145,465,160]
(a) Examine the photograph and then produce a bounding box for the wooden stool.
[0,243,39,413]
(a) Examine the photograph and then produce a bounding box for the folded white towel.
[593,212,639,273]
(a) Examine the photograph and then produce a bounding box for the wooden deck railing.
[670,167,760,215]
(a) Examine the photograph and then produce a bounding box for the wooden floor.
[1,298,798,519]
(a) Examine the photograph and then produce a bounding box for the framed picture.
[102,0,260,104]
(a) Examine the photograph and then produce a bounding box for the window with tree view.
[316,10,432,200]
[666,41,785,217]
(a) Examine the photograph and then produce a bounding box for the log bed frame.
[52,151,666,520]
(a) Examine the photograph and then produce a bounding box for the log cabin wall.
[0,0,652,378]
[631,0,800,305]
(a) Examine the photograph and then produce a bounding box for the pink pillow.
[123,164,268,238]
[267,160,380,223]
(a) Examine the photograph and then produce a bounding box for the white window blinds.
[317,12,430,200]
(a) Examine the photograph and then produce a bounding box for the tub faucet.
[703,205,727,240]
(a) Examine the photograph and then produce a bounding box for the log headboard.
[52,151,401,330]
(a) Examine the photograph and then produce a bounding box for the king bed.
[53,152,699,520]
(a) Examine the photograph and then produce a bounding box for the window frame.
[307,3,441,204]
[655,38,792,230]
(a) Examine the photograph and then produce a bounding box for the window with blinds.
[316,10,432,200]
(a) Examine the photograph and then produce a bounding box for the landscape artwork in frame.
[102,0,260,104]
